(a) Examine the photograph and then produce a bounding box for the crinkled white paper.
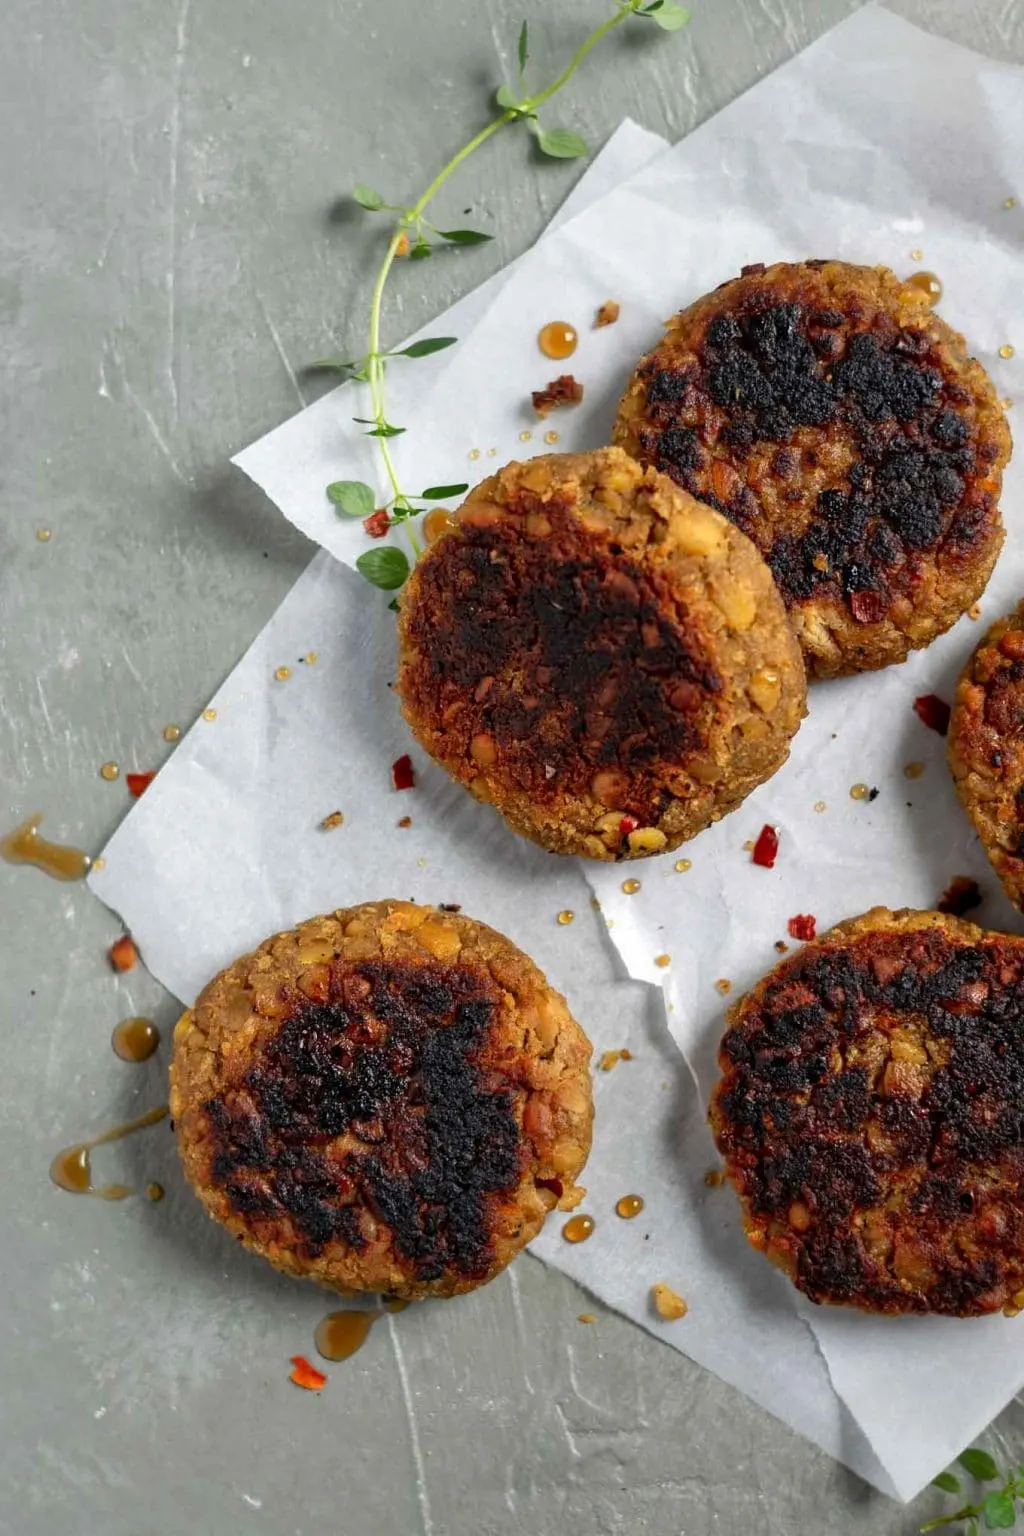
[95,9,1024,1504]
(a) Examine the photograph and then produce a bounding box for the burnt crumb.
[868,787,879,801]
[714,922,1024,1314]
[532,374,584,416]
[938,876,983,916]
[439,903,462,912]
[204,961,523,1281]
[401,512,722,823]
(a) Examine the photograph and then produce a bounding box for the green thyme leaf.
[365,424,406,438]
[651,2,690,30]
[420,483,469,500]
[309,357,361,374]
[983,1491,1016,1529]
[495,83,521,112]
[353,184,386,210]
[388,597,400,612]
[961,1452,1001,1484]
[932,1473,961,1495]
[536,126,589,160]
[438,228,492,244]
[409,237,432,260]
[643,1,666,11]
[356,546,410,590]
[326,480,376,518]
[393,336,458,358]
[517,19,529,76]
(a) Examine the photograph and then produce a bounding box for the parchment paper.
[95,6,1024,1504]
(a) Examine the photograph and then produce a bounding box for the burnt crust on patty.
[710,907,1024,1316]
[949,600,1024,912]
[171,901,593,1299]
[615,261,1011,678]
[397,447,806,860]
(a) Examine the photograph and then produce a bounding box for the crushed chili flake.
[751,824,779,868]
[126,770,156,798]
[109,935,137,973]
[289,1355,327,1391]
[594,300,620,328]
[618,815,640,836]
[391,754,415,791]
[938,875,983,917]
[363,508,390,539]
[531,373,584,416]
[787,913,817,942]
[913,694,951,736]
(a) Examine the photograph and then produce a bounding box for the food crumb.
[621,878,641,895]
[652,1283,688,1321]
[813,800,827,814]
[968,603,982,621]
[531,374,584,416]
[397,815,412,829]
[274,666,292,682]
[914,693,951,736]
[109,935,137,973]
[704,1169,725,1188]
[438,902,462,912]
[289,1355,327,1392]
[787,914,817,942]
[391,754,415,791]
[577,1312,597,1324]
[598,1048,633,1072]
[938,876,982,917]
[904,762,925,780]
[557,909,575,925]
[715,978,732,995]
[654,953,671,968]
[595,300,620,328]
[774,940,789,953]
[320,810,344,830]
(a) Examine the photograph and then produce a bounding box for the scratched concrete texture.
[3,1,1024,1532]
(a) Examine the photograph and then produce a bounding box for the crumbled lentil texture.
[171,901,593,1300]
[949,601,1024,913]
[614,261,1010,678]
[711,907,1024,1316]
[396,447,806,860]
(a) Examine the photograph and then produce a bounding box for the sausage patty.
[171,901,593,1299]
[615,261,1010,678]
[711,907,1024,1316]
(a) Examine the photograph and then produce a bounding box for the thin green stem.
[360,0,646,521]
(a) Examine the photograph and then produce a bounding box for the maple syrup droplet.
[906,271,942,304]
[543,430,560,445]
[616,1194,644,1219]
[314,1310,377,1362]
[384,1298,410,1314]
[99,761,120,782]
[562,1214,595,1244]
[674,859,691,873]
[146,1182,165,1202]
[850,782,870,801]
[163,724,181,743]
[538,321,578,360]
[274,666,292,682]
[50,1105,169,1199]
[111,1016,160,1063]
[1,815,89,882]
[36,527,52,543]
[202,708,217,722]
[423,508,456,543]
[621,878,641,895]
[999,344,1016,360]
[557,909,575,926]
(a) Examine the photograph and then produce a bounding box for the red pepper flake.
[109,935,137,973]
[913,694,951,736]
[391,754,415,791]
[363,509,390,539]
[787,913,817,942]
[289,1355,327,1392]
[619,815,640,836]
[751,825,779,869]
[938,876,982,917]
[126,770,156,798]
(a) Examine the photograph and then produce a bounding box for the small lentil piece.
[652,1283,688,1321]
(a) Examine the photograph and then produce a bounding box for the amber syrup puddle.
[50,1105,168,1199]
[111,1017,160,1063]
[1,814,89,881]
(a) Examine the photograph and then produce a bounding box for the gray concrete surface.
[3,1,1023,1532]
